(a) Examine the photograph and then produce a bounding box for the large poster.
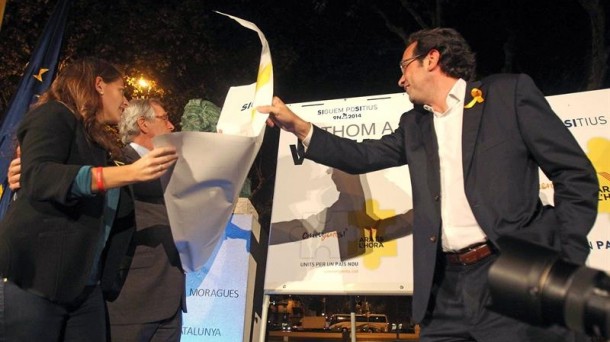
[182,200,260,341]
[265,93,415,294]
[543,89,609,272]
[265,89,610,296]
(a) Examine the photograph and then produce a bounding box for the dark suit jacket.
[304,74,599,322]
[105,145,186,324]
[0,101,134,303]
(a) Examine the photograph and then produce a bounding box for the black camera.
[488,236,610,339]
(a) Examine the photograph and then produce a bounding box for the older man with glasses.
[106,98,185,342]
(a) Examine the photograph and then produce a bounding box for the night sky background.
[3,0,609,110]
[208,0,610,102]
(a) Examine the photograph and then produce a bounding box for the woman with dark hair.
[0,57,177,341]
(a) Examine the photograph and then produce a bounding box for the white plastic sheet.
[153,12,273,272]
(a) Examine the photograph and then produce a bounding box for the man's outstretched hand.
[258,96,311,141]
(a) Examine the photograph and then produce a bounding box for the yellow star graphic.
[362,199,398,269]
[33,68,49,82]
[587,137,610,213]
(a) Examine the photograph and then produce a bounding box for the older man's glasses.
[399,54,424,74]
[155,114,169,121]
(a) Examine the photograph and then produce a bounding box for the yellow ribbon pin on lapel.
[464,88,484,109]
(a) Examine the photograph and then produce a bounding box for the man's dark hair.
[407,28,476,81]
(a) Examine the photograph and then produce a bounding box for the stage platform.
[268,331,419,341]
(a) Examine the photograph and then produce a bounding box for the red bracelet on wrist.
[95,166,105,193]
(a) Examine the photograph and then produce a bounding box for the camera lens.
[488,236,610,339]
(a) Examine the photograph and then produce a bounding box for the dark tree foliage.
[2,0,609,112]
[0,0,55,114]
[1,0,608,231]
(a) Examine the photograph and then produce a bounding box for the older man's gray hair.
[118,98,162,144]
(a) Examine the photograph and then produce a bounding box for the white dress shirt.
[427,79,487,251]
[129,142,150,157]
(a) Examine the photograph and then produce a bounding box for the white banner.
[543,88,610,272]
[265,93,415,294]
[181,200,260,341]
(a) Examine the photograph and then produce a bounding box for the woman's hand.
[7,146,21,191]
[129,146,178,182]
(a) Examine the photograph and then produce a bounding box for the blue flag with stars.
[0,0,72,219]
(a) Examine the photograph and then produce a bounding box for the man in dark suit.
[258,28,598,341]
[107,98,185,341]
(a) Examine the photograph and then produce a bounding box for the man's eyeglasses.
[155,114,169,121]
[399,54,424,74]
